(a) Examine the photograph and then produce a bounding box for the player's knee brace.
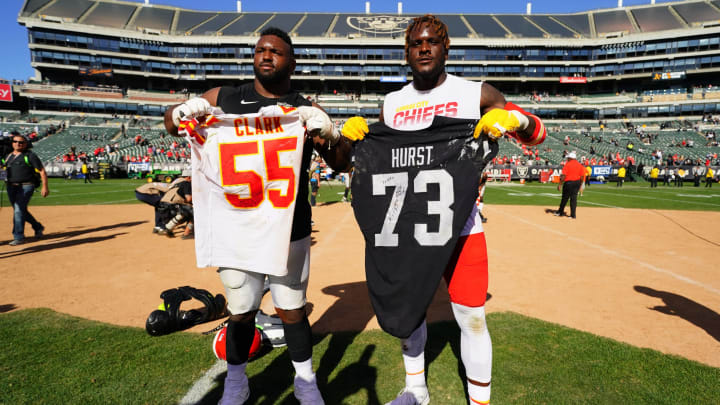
[225,318,257,365]
[401,321,427,357]
[282,315,312,362]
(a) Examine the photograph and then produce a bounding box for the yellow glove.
[473,108,529,140]
[341,116,369,142]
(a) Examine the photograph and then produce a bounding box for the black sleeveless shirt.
[217,83,313,241]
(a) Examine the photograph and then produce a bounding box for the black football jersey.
[351,117,489,338]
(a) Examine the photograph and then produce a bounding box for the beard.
[253,63,292,87]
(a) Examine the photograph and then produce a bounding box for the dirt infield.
[1,203,719,368]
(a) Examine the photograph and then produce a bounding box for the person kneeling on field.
[157,170,193,238]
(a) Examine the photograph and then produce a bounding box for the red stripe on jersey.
[524,114,546,146]
[204,115,220,127]
[179,119,205,145]
[503,102,547,146]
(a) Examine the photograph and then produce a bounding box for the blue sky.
[2,0,673,81]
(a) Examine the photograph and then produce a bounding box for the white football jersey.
[184,105,306,275]
[383,74,485,236]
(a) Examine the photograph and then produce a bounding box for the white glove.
[172,97,213,127]
[298,106,339,144]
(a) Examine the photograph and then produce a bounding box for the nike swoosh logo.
[240,100,257,104]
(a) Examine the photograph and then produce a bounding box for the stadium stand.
[4,0,718,180]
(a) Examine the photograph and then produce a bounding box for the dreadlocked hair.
[404,14,450,59]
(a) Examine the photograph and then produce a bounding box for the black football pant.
[558,180,582,218]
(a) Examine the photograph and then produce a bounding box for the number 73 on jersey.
[373,169,454,248]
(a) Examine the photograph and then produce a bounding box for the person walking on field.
[649,166,659,188]
[340,14,546,405]
[707,167,715,188]
[164,27,351,405]
[584,163,592,189]
[2,133,49,245]
[553,151,585,219]
[81,161,92,183]
[663,167,672,186]
[675,168,685,187]
[616,165,626,187]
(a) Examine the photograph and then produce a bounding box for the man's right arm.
[163,87,221,136]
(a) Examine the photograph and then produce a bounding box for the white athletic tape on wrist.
[509,110,529,131]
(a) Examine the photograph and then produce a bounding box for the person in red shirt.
[552,151,585,219]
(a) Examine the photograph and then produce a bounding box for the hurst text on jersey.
[391,145,434,168]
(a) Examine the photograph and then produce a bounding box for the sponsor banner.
[127,162,152,172]
[592,165,612,177]
[486,165,561,181]
[44,162,96,177]
[379,76,407,83]
[657,165,718,178]
[559,76,587,84]
[515,165,530,178]
[652,71,685,80]
[179,73,205,81]
[79,67,113,77]
[0,83,12,102]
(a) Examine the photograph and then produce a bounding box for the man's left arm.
[30,153,50,197]
[303,102,353,172]
[557,174,566,192]
[39,168,49,197]
[477,82,547,146]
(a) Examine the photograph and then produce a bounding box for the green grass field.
[1,177,719,404]
[2,309,718,405]
[3,177,720,211]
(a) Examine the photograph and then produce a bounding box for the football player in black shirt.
[164,27,351,405]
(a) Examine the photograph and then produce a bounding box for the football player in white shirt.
[342,15,546,405]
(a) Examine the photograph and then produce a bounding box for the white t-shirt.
[383,74,485,236]
[184,105,306,275]
[383,74,482,131]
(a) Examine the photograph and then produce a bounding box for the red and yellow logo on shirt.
[393,101,458,127]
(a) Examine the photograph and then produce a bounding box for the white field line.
[584,190,720,207]
[179,360,226,405]
[0,188,137,198]
[90,198,139,205]
[518,184,720,207]
[576,200,620,208]
[495,208,720,296]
